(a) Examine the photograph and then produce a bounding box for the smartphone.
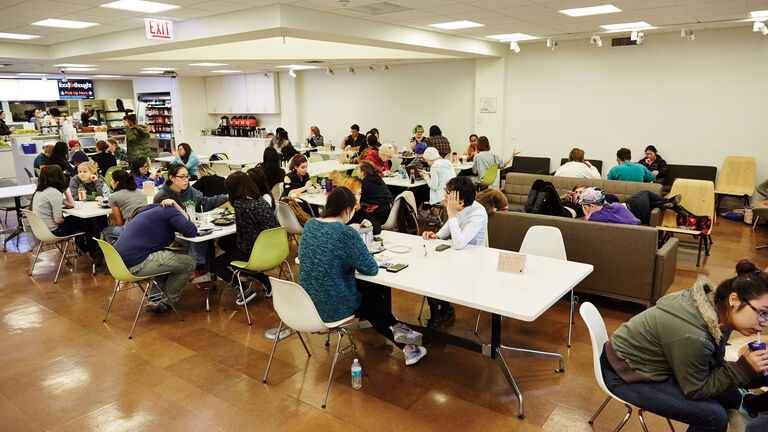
[386,263,408,273]
[435,244,451,252]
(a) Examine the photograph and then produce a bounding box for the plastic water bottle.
[321,178,326,192]
[351,358,362,389]
[101,182,110,197]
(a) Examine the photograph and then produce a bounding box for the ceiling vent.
[611,37,637,47]
[347,2,411,15]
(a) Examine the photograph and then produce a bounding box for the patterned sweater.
[298,219,379,322]
[233,197,279,255]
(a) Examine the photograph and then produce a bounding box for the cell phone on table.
[435,244,451,252]
[385,263,408,273]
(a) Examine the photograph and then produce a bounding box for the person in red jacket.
[364,143,394,176]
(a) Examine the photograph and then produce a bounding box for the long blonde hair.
[196,164,216,178]
[332,175,362,209]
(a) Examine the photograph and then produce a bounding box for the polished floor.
[1,213,766,431]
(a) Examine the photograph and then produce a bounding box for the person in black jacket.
[48,141,76,177]
[90,140,117,177]
[192,164,227,197]
[638,145,668,180]
[282,154,313,197]
[358,160,393,225]
[0,110,14,135]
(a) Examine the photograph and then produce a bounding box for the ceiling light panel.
[63,68,97,71]
[751,10,768,19]
[17,73,47,76]
[142,67,176,70]
[487,33,537,42]
[600,21,653,31]
[93,75,122,78]
[429,20,484,30]
[139,70,163,74]
[32,19,98,29]
[560,5,622,17]
[189,63,228,67]
[277,65,317,70]
[0,32,40,40]
[55,64,96,67]
[101,0,180,13]
[211,70,242,73]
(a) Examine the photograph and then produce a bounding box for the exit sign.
[145,18,174,40]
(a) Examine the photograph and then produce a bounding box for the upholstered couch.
[488,211,678,306]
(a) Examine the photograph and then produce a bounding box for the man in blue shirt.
[114,196,197,313]
[607,148,655,182]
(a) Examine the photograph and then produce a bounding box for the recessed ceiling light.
[277,65,317,70]
[17,73,48,76]
[93,75,122,78]
[189,63,228,67]
[141,67,176,70]
[55,64,96,67]
[139,70,163,74]
[0,32,40,40]
[600,21,653,31]
[429,20,484,30]
[101,0,180,13]
[751,10,768,20]
[211,70,242,73]
[63,67,97,71]
[487,33,537,42]
[32,19,98,29]
[560,5,621,17]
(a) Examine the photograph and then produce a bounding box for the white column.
[473,57,510,155]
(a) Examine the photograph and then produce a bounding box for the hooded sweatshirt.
[154,181,227,212]
[69,175,106,200]
[425,159,456,205]
[609,276,759,399]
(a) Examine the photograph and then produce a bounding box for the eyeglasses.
[174,175,190,180]
[746,300,768,322]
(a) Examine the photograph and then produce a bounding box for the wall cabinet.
[205,72,279,114]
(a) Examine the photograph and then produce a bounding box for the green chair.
[162,171,168,182]
[350,166,358,177]
[35,168,41,177]
[477,163,499,191]
[104,166,123,192]
[229,227,294,325]
[95,239,183,339]
[308,156,320,162]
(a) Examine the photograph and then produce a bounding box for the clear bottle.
[351,358,362,389]
[77,184,85,201]
[101,182,110,199]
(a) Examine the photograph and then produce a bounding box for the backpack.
[676,213,712,234]
[280,197,312,226]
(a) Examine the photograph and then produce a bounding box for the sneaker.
[404,345,427,366]
[425,315,443,329]
[235,287,258,306]
[145,300,170,313]
[738,388,757,418]
[191,270,211,283]
[390,324,423,345]
[264,284,272,298]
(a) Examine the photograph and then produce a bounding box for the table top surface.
[176,210,237,242]
[0,184,36,199]
[63,201,113,218]
[297,191,328,206]
[382,176,427,188]
[356,231,593,322]
[156,155,211,163]
[307,161,358,176]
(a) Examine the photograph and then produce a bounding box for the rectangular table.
[156,155,211,164]
[0,184,35,251]
[382,176,427,188]
[355,231,593,418]
[307,161,357,177]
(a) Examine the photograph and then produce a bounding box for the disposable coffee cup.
[143,181,155,196]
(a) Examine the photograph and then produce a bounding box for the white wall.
[92,79,133,99]
[505,26,768,191]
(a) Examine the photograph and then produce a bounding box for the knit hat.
[413,143,427,155]
[70,151,89,165]
[576,187,605,205]
[423,147,440,161]
[378,143,395,158]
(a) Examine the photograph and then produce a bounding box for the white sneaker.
[404,345,427,366]
[191,272,211,283]
[390,324,423,345]
[235,288,257,306]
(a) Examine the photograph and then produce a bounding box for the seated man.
[341,123,366,151]
[113,196,198,313]
[607,147,655,183]
[421,176,488,328]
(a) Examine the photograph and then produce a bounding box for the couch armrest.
[649,208,662,227]
[653,237,679,303]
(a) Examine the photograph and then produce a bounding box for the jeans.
[747,416,768,431]
[129,250,196,304]
[600,349,729,432]
[427,297,453,320]
[211,234,270,289]
[174,238,207,265]
[625,191,667,225]
[102,224,125,244]
[355,280,403,349]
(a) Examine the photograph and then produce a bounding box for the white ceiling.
[0,0,765,76]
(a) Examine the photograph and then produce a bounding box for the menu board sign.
[58,80,94,100]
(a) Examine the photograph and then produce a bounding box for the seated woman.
[409,124,427,150]
[601,260,768,431]
[47,141,75,177]
[638,145,668,180]
[106,138,127,163]
[247,167,276,210]
[68,140,89,169]
[262,147,285,190]
[192,164,227,197]
[275,129,298,162]
[69,161,107,201]
[357,160,393,225]
[471,136,519,181]
[462,134,479,162]
[282,154,313,197]
[333,175,381,234]
[212,172,279,304]
[32,165,102,262]
[554,148,600,179]
[171,143,201,180]
[90,140,117,177]
[356,134,379,162]
[130,157,164,189]
[307,126,324,148]
[298,187,427,365]
[363,143,394,175]
[103,169,148,243]
[420,147,456,213]
[578,187,641,225]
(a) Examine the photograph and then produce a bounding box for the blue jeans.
[600,348,729,432]
[174,238,207,265]
[102,224,124,244]
[747,416,768,431]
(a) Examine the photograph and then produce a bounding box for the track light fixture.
[382,65,390,72]
[509,41,520,53]
[681,28,695,41]
[547,37,558,50]
[630,30,645,44]
[590,34,602,47]
[288,69,296,78]
[326,67,334,76]
[754,21,768,35]
[347,66,355,74]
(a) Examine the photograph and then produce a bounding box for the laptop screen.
[79,137,97,148]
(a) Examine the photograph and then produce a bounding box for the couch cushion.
[504,173,662,206]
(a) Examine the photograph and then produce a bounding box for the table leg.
[2,197,25,251]
[205,239,216,312]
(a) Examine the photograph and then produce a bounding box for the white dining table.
[0,184,35,251]
[155,155,211,164]
[307,160,358,176]
[355,231,593,419]
[382,176,427,188]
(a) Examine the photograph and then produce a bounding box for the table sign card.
[497,252,526,274]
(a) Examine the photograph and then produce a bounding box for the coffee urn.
[219,115,230,136]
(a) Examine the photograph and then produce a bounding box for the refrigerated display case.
[137,93,174,153]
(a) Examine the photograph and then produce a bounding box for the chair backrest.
[104,166,123,192]
[308,156,320,163]
[243,227,290,272]
[24,167,36,183]
[35,168,41,176]
[22,209,59,242]
[511,156,551,175]
[211,163,231,178]
[480,163,499,187]
[715,156,756,196]
[269,277,332,332]
[94,238,144,282]
[559,158,603,174]
[519,225,567,260]
[277,201,303,235]
[660,179,715,228]
[158,152,172,158]
[579,302,612,396]
[210,152,228,161]
[381,196,402,231]
[162,171,168,181]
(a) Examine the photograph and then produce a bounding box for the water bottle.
[101,182,110,197]
[399,167,406,179]
[321,178,326,192]
[351,358,362,389]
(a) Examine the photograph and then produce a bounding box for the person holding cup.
[130,157,164,189]
[601,260,768,431]
[69,161,106,201]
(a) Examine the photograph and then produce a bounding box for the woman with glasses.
[601,260,768,431]
[130,157,164,189]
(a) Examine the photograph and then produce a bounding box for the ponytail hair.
[714,260,768,316]
[320,187,356,218]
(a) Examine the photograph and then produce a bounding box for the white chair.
[276,201,303,245]
[263,277,366,409]
[23,209,89,284]
[210,162,231,178]
[381,191,418,234]
[580,302,674,432]
[474,226,576,347]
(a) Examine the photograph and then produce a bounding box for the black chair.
[501,156,551,188]
[559,158,603,175]
[210,153,229,161]
[660,164,717,194]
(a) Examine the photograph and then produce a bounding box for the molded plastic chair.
[477,163,499,191]
[351,166,358,178]
[95,239,183,339]
[263,277,363,409]
[23,210,86,284]
[580,302,674,432]
[657,179,715,267]
[103,166,123,192]
[715,156,756,209]
[308,156,320,163]
[162,171,168,182]
[210,163,231,178]
[381,191,418,234]
[276,201,303,245]
[228,227,294,325]
[24,167,36,183]
[209,152,228,161]
[34,168,41,177]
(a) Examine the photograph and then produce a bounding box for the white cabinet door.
[245,72,280,113]
[222,75,247,113]
[204,76,224,114]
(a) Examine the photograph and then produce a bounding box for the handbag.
[676,213,712,234]
[280,197,312,226]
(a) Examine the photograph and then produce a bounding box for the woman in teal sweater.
[297,187,427,366]
[171,143,201,180]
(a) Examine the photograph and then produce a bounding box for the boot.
[524,179,543,213]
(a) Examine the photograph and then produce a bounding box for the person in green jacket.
[601,260,768,432]
[124,114,153,163]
